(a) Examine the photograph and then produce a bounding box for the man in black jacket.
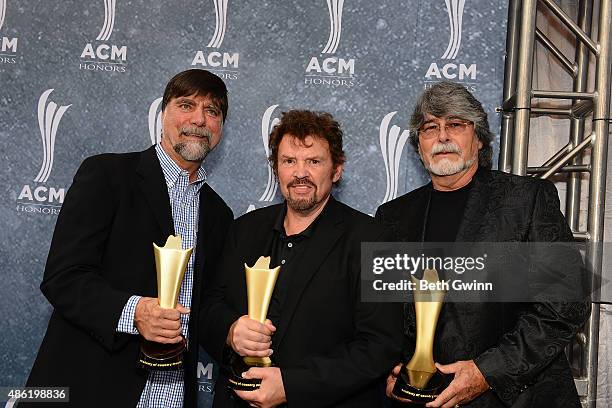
[376,81,589,408]
[26,69,234,407]
[200,110,403,407]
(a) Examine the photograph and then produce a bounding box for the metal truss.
[498,0,611,406]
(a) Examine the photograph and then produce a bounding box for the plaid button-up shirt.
[117,143,206,407]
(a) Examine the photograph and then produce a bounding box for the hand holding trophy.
[139,235,193,370]
[229,256,281,391]
[392,268,447,404]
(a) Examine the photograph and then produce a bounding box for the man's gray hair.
[408,81,494,169]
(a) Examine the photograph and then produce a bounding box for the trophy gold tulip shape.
[229,256,281,391]
[139,235,193,370]
[393,268,447,403]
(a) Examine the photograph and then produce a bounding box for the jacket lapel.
[190,184,218,327]
[455,169,491,242]
[194,184,214,283]
[273,197,344,347]
[239,209,279,315]
[136,146,174,240]
[398,184,431,242]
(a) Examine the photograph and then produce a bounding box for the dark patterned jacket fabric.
[375,169,590,408]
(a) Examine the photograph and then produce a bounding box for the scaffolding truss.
[499,0,611,406]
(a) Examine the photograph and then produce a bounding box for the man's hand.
[134,297,188,343]
[426,360,489,408]
[227,315,275,358]
[234,367,286,408]
[385,363,414,403]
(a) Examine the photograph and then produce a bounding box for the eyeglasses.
[418,119,473,138]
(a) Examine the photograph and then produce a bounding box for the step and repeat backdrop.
[0,0,507,405]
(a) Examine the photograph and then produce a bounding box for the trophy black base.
[138,337,187,371]
[392,368,446,404]
[228,354,273,391]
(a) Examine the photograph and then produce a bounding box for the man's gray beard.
[425,156,475,176]
[421,142,476,176]
[173,139,211,162]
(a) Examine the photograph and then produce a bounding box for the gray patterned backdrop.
[0,0,507,405]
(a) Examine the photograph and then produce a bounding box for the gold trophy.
[138,235,193,370]
[392,268,447,403]
[229,256,281,391]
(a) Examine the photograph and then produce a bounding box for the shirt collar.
[273,201,328,239]
[155,143,207,188]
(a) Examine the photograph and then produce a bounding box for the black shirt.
[424,180,473,242]
[267,204,323,329]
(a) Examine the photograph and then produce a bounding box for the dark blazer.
[375,169,590,408]
[200,197,404,408]
[25,146,233,408]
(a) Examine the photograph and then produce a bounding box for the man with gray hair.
[376,81,589,407]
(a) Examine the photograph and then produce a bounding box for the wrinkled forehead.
[281,133,331,152]
[168,91,217,105]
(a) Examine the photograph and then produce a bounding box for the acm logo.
[304,0,355,88]
[16,89,72,215]
[379,112,409,204]
[246,104,280,214]
[148,97,163,145]
[197,361,215,393]
[79,0,128,73]
[0,0,19,64]
[191,0,240,80]
[424,0,477,86]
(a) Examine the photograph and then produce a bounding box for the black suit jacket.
[200,197,404,408]
[375,169,590,408]
[25,146,233,407]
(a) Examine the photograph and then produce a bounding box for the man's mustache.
[180,126,211,140]
[288,177,316,188]
[430,142,461,157]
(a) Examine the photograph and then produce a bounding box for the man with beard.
[26,69,234,408]
[200,110,403,407]
[377,81,589,408]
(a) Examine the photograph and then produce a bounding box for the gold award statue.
[392,268,447,403]
[229,256,281,391]
[139,235,193,370]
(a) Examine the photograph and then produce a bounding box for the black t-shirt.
[424,181,473,243]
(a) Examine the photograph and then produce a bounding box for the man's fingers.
[155,327,183,339]
[158,307,181,320]
[243,331,272,344]
[263,319,277,332]
[142,324,183,342]
[234,389,259,402]
[435,361,458,374]
[242,317,273,335]
[176,303,191,314]
[441,395,463,408]
[238,345,273,358]
[230,316,275,356]
[149,317,181,331]
[236,338,273,356]
[144,329,183,344]
[426,382,457,407]
[392,362,402,376]
[385,374,396,397]
[242,367,265,380]
[134,297,188,345]
[249,323,273,337]
[152,334,184,344]
[236,316,274,335]
[235,324,271,343]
